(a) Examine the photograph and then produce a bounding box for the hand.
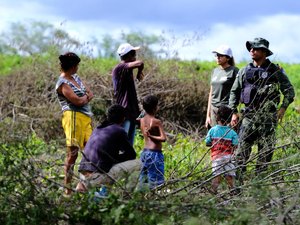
[88,92,94,101]
[145,128,151,137]
[205,117,211,128]
[277,108,286,123]
[231,113,239,127]
[86,91,94,101]
[137,71,144,81]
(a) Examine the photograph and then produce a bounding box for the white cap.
[212,45,233,58]
[117,43,140,56]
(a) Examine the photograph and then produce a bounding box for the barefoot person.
[139,95,167,190]
[55,52,94,195]
[205,105,238,194]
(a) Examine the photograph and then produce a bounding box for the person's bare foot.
[63,188,73,197]
[75,182,87,193]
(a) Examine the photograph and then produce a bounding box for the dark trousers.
[235,110,277,183]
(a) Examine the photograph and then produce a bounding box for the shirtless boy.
[139,95,167,189]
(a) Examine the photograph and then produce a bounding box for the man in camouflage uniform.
[229,37,295,182]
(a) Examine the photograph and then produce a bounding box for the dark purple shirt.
[112,62,140,120]
[79,124,136,173]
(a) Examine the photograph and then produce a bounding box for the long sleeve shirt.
[229,59,295,112]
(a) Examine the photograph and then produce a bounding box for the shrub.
[0,54,209,143]
[0,52,300,224]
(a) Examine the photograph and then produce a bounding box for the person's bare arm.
[127,60,144,81]
[82,81,94,101]
[59,84,89,106]
[127,60,144,69]
[140,118,147,137]
[231,113,239,127]
[205,86,212,128]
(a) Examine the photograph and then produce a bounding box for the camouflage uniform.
[229,39,295,179]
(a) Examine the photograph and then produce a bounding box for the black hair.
[59,52,81,71]
[142,95,158,114]
[120,50,136,61]
[99,104,126,128]
[107,104,126,123]
[216,105,233,124]
[227,56,235,66]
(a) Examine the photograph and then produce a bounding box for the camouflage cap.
[246,37,273,57]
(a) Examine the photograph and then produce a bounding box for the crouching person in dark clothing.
[76,104,141,193]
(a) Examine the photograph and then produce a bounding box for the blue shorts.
[139,149,164,189]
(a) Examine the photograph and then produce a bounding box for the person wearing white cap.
[205,45,239,129]
[112,43,144,145]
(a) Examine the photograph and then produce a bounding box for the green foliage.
[0,21,83,56]
[121,30,163,59]
[0,135,54,225]
[164,133,209,178]
[91,34,119,58]
[81,30,165,59]
[279,63,300,108]
[0,20,300,224]
[80,56,118,76]
[1,113,300,224]
[156,59,209,80]
[277,63,300,88]
[0,54,23,76]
